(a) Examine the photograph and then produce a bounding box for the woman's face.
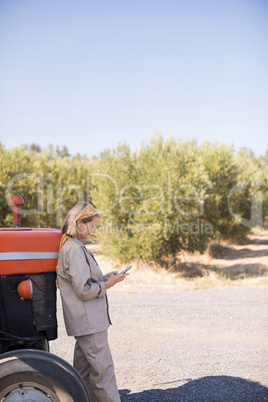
[77,217,99,240]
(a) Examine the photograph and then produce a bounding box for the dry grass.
[86,232,268,290]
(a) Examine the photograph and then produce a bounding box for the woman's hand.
[105,273,128,290]
[104,271,118,281]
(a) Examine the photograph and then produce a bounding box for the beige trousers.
[74,331,120,402]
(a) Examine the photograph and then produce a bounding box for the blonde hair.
[61,202,99,238]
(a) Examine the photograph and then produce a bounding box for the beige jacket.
[57,237,111,336]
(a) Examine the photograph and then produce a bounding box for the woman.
[57,201,127,402]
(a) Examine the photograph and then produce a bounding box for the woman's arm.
[65,243,106,301]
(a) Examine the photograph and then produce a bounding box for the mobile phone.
[119,265,132,275]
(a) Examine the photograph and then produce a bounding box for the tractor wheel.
[0,349,90,402]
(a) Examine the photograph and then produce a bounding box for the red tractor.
[0,196,90,401]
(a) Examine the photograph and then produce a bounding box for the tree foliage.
[0,138,267,263]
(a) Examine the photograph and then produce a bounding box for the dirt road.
[50,285,268,401]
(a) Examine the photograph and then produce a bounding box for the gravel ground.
[50,285,268,401]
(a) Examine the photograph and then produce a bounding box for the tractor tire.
[0,349,90,402]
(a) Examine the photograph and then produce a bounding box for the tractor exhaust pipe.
[8,195,25,227]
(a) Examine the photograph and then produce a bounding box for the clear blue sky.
[0,0,267,157]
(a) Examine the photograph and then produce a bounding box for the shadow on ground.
[212,246,268,260]
[120,376,268,401]
[178,261,268,278]
[223,263,268,277]
[245,235,268,246]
